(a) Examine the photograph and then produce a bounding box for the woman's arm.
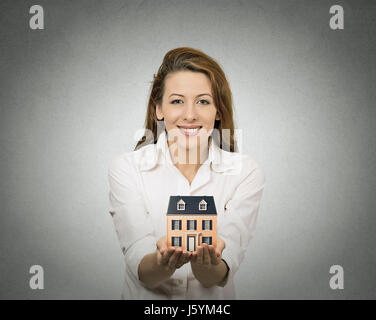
[218,163,266,284]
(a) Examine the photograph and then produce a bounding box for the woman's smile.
[178,125,202,136]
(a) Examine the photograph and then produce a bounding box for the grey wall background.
[1,0,375,299]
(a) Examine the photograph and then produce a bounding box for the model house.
[166,196,217,252]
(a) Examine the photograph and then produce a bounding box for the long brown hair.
[134,47,238,152]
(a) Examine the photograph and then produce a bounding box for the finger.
[175,250,186,268]
[161,247,175,265]
[156,248,163,265]
[157,236,167,251]
[168,248,182,269]
[177,251,191,268]
[196,246,203,264]
[158,245,167,255]
[190,251,197,263]
[202,244,210,264]
[183,250,191,262]
[208,245,219,264]
[215,240,223,258]
[217,238,225,253]
[183,251,192,264]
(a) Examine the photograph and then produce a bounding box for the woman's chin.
[178,136,207,148]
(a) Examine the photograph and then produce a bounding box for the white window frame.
[199,200,207,211]
[177,199,185,211]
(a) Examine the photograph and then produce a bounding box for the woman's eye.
[170,99,210,105]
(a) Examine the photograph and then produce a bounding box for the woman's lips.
[178,126,202,136]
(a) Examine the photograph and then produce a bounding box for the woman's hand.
[191,237,226,266]
[156,236,192,273]
[190,237,227,288]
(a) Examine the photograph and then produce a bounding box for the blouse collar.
[138,129,239,173]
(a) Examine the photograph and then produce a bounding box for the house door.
[187,236,195,252]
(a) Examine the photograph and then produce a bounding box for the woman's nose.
[183,103,198,120]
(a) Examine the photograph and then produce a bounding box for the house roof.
[166,195,217,215]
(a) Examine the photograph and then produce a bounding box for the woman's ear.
[155,104,164,121]
[215,112,220,121]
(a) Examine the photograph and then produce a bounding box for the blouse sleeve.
[217,162,266,287]
[108,154,157,285]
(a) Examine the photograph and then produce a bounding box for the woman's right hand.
[156,236,191,272]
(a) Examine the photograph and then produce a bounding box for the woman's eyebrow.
[168,93,212,98]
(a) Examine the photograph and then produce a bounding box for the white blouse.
[108,130,266,300]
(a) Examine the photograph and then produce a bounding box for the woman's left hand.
[190,237,228,288]
[191,237,226,267]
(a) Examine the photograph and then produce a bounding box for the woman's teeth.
[178,127,201,135]
[183,128,199,132]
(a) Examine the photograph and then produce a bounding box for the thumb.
[216,238,225,256]
[157,236,167,253]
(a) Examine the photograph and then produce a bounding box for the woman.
[108,47,266,299]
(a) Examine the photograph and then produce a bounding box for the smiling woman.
[108,47,266,300]
[135,47,238,153]
[155,71,220,163]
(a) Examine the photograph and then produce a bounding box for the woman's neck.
[167,137,211,171]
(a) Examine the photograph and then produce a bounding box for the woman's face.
[156,71,220,153]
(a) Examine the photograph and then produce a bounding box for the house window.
[202,236,212,245]
[172,236,182,247]
[202,220,212,230]
[172,220,182,230]
[177,199,185,210]
[199,200,207,211]
[187,220,197,230]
